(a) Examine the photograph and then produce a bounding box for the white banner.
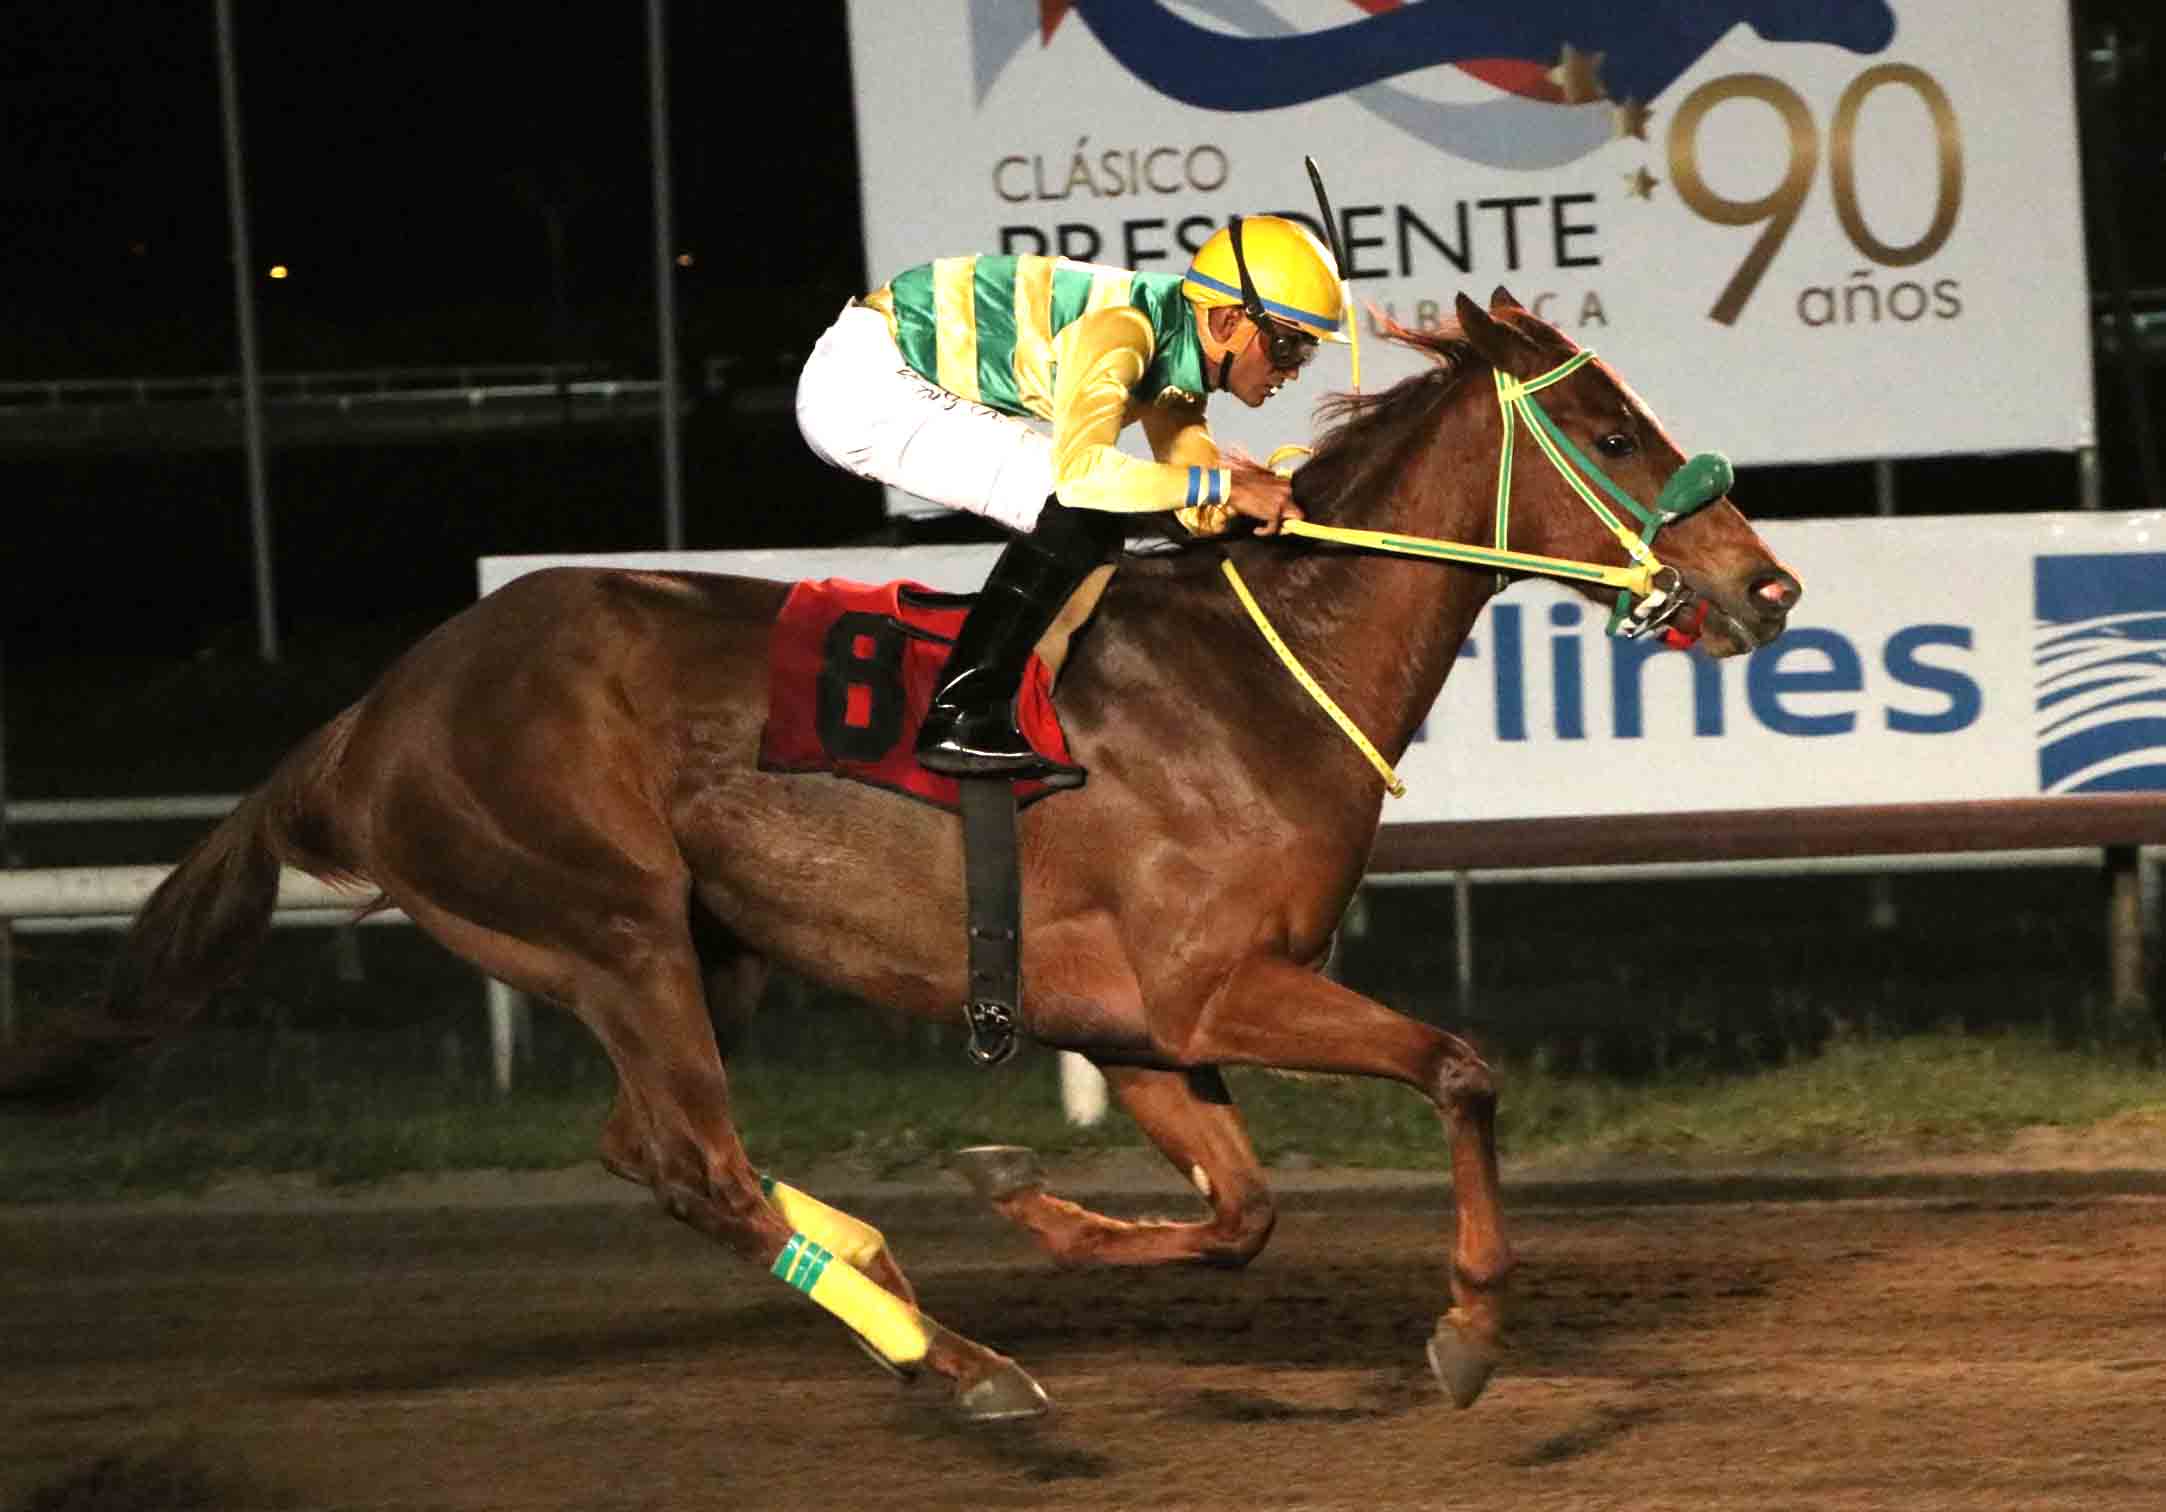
[841,0,2093,509]
[480,509,2166,820]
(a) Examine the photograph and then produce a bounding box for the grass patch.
[1217,1029,2166,1169]
[3,1028,2162,1202]
[1492,1030,2166,1165]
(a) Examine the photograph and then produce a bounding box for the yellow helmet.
[1182,214,1349,344]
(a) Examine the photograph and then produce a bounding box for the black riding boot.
[916,501,1115,780]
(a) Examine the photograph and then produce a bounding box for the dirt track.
[5,1175,2165,1511]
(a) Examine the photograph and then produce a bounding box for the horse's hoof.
[952,1144,1044,1203]
[1426,1318,1500,1409]
[956,1359,1052,1423]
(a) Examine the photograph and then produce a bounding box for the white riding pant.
[795,302,1055,534]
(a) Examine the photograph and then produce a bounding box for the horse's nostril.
[1751,570,1801,615]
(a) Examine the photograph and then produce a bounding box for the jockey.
[795,215,1348,780]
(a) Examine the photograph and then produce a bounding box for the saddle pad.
[757,577,1078,811]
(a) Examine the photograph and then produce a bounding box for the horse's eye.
[1595,432,1637,460]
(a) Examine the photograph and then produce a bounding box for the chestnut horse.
[2,292,1800,1421]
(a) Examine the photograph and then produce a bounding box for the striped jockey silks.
[876,255,1206,419]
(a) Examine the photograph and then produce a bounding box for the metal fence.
[4,793,2159,1119]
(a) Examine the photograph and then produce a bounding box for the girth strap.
[957,778,1023,1065]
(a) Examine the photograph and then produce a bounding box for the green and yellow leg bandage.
[771,1232,931,1368]
[760,1174,888,1268]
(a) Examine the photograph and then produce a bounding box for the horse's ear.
[1489,286,1525,313]
[1456,292,1534,375]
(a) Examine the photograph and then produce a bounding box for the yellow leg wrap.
[760,1174,887,1268]
[771,1232,930,1368]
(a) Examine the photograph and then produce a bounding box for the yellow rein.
[1277,518,1661,596]
[1223,352,1674,800]
[1220,521,1661,801]
[1218,556,1408,799]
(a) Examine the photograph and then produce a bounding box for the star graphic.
[1547,42,1608,105]
[1624,166,1659,200]
[1612,97,1652,140]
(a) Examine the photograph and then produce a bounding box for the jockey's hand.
[1228,462,1304,536]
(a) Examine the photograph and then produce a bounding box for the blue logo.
[1423,601,1982,745]
[2034,553,2166,793]
[975,0,1896,169]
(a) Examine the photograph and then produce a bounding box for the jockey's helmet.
[1182,215,1350,345]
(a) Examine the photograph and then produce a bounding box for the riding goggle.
[1253,316,1319,371]
[1228,214,1322,371]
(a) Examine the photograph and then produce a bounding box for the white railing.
[0,863,380,922]
[7,794,246,824]
[0,831,533,1095]
[8,796,2157,1120]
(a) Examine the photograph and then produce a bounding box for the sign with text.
[840,0,2093,511]
[480,509,2166,822]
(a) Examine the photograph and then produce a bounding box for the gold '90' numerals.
[1667,65,1964,325]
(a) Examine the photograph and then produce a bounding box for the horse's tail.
[0,707,369,1110]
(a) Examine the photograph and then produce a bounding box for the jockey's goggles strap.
[1220,556,1406,799]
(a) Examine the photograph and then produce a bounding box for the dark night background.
[2,1,2162,799]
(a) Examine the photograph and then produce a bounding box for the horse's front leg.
[956,1063,1277,1268]
[1174,955,1510,1408]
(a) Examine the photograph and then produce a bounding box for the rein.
[1223,348,1734,797]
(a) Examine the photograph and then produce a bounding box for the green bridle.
[1226,345,1740,797]
[1490,348,1733,635]
[1281,348,1734,639]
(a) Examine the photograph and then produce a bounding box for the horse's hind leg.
[388,888,1035,1419]
[688,901,766,1062]
[958,1064,1277,1268]
[595,907,766,1189]
[675,910,920,1308]
[576,951,1048,1412]
[597,1034,920,1308]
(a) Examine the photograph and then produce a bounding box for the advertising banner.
[840,0,2093,514]
[480,509,2166,822]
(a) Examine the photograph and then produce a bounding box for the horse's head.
[1454,289,1800,657]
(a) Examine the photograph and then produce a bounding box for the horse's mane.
[1294,321,1479,526]
[1121,320,1481,579]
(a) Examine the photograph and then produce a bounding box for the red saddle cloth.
[757,578,1078,811]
